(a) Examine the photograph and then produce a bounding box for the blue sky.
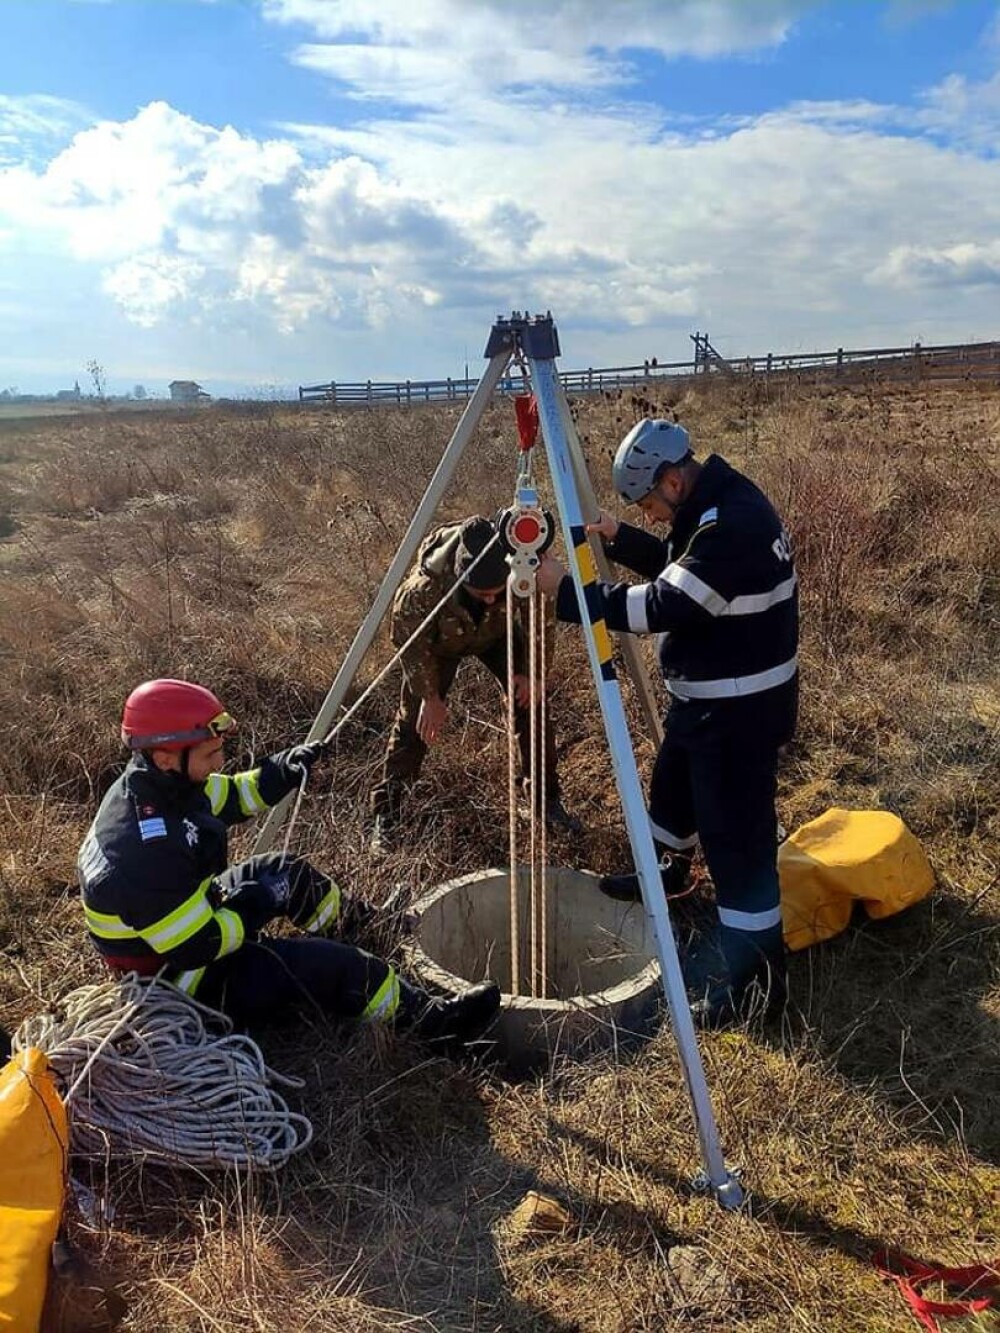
[1,0,999,396]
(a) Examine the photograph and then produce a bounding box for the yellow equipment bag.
[0,1048,68,1332]
[779,807,935,953]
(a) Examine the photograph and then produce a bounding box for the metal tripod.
[254,310,743,1209]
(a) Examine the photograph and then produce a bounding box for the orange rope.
[506,577,520,997]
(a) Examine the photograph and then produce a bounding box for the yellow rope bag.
[0,1049,67,1331]
[779,808,935,952]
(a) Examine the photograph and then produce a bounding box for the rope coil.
[14,977,313,1171]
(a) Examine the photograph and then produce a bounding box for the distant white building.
[169,380,211,403]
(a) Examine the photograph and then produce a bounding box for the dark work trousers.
[198,855,396,1025]
[196,937,398,1028]
[370,646,560,819]
[648,696,787,994]
[217,852,375,938]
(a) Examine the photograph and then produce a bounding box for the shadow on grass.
[791,890,1000,1165]
[548,1110,888,1267]
[668,880,1000,1167]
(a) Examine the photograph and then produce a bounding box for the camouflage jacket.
[392,522,552,698]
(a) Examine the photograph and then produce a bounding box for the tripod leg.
[529,342,742,1211]
[556,389,663,746]
[253,349,512,854]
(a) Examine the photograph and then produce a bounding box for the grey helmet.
[612,420,693,503]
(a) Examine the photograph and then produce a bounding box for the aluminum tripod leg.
[253,349,511,855]
[554,392,663,746]
[527,348,743,1211]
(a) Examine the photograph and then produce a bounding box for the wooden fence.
[298,336,1000,407]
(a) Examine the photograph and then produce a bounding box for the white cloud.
[1,101,305,286]
[292,40,624,106]
[265,0,814,59]
[916,68,1000,150]
[3,0,1000,391]
[102,253,208,326]
[5,81,1000,379]
[267,0,816,114]
[16,93,999,344]
[873,240,1000,289]
[0,100,506,339]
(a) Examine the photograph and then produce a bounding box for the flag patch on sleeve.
[138,817,168,841]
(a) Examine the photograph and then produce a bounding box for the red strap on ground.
[873,1249,1000,1332]
[515,394,539,451]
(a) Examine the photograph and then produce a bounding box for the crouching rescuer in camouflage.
[78,679,501,1050]
[369,515,579,853]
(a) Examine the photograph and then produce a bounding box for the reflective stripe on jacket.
[556,454,798,728]
[77,751,300,972]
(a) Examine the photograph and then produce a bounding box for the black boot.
[543,794,583,835]
[689,976,785,1030]
[398,980,502,1053]
[599,854,692,903]
[691,924,786,1030]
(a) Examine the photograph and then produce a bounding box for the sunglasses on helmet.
[126,710,238,750]
[205,711,237,737]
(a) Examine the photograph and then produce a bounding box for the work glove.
[256,861,293,911]
[276,740,328,782]
[216,855,294,932]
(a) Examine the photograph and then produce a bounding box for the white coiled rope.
[13,976,313,1170]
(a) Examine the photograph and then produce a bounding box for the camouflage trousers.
[370,649,560,820]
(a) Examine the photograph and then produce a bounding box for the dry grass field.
[2,369,999,1331]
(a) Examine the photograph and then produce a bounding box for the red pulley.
[512,514,541,545]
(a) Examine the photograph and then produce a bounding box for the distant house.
[169,380,211,403]
[55,380,82,402]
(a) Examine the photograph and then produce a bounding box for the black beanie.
[454,516,509,589]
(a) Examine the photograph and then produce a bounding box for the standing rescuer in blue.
[535,419,798,1030]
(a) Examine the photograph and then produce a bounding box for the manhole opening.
[414,867,656,1002]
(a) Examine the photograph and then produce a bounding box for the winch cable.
[506,587,552,998]
[528,588,539,996]
[538,590,549,995]
[529,585,544,996]
[13,975,313,1171]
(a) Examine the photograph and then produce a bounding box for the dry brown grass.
[2,374,1000,1331]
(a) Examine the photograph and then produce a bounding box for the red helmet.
[121,679,237,752]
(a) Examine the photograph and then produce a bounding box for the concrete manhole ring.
[404,866,663,1072]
